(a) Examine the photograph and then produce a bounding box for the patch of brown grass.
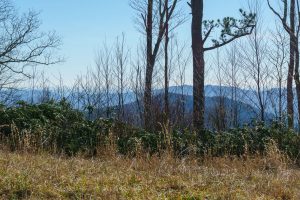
[0,143,299,199]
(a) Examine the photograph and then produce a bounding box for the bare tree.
[131,0,179,131]
[189,0,255,132]
[293,0,300,129]
[223,42,242,127]
[51,72,67,102]
[69,77,85,111]
[91,53,104,118]
[130,44,146,126]
[207,49,227,131]
[0,0,61,79]
[38,70,51,103]
[79,69,98,120]
[29,66,38,104]
[239,1,270,122]
[172,42,189,128]
[164,0,170,121]
[0,0,61,104]
[267,0,299,128]
[163,0,186,125]
[95,43,112,118]
[113,33,130,121]
[268,25,288,122]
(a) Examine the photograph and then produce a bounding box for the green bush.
[0,100,97,155]
[0,100,160,156]
[0,100,299,163]
[194,122,300,162]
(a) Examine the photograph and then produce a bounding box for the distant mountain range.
[4,84,289,126]
[122,88,274,128]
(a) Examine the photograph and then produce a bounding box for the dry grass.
[0,145,300,199]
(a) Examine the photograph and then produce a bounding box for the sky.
[14,0,274,86]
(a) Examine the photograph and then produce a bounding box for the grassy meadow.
[0,145,299,200]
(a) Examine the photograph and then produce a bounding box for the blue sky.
[14,0,273,86]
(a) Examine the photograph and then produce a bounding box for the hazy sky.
[14,0,273,86]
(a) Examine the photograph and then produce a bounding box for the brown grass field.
[0,144,300,199]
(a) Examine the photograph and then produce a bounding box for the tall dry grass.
[0,141,299,199]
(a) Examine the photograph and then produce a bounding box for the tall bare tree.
[163,0,186,125]
[130,44,145,126]
[131,0,178,131]
[268,25,288,122]
[95,43,112,118]
[0,0,61,103]
[189,0,255,132]
[0,1,61,78]
[239,1,270,122]
[113,33,129,120]
[164,0,170,122]
[267,0,299,128]
[224,42,242,127]
[208,49,227,131]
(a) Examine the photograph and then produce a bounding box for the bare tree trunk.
[294,36,300,128]
[164,0,170,123]
[288,0,296,128]
[267,0,298,128]
[191,0,205,131]
[144,63,154,130]
[144,0,154,131]
[293,0,300,129]
[254,28,265,122]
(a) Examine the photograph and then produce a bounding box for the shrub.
[0,100,299,164]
